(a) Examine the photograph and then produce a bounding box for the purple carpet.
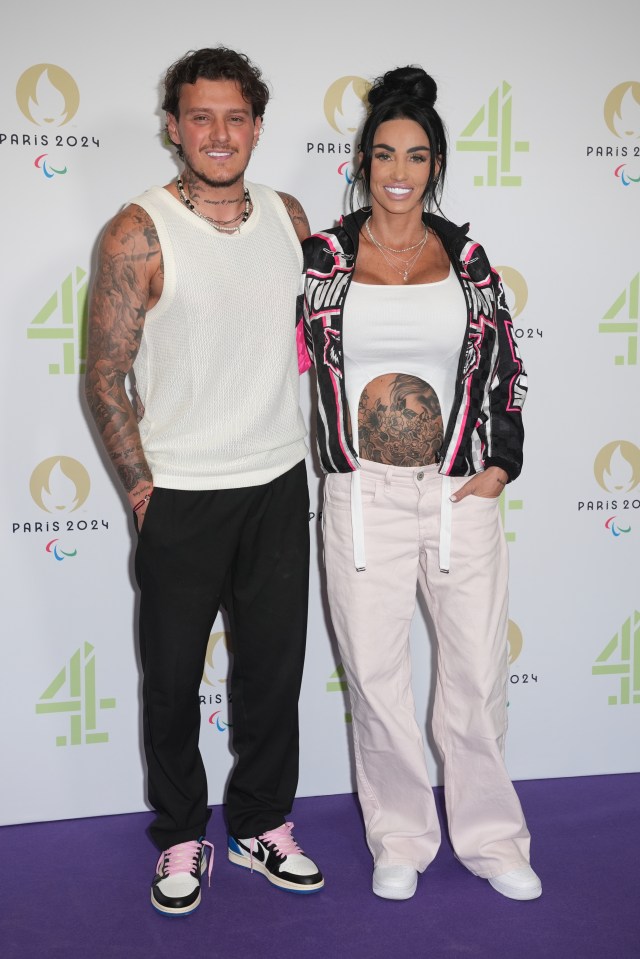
[1,775,639,958]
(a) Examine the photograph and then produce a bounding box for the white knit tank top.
[130,183,307,490]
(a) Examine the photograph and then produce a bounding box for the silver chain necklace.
[365,218,428,282]
[365,216,428,253]
[176,177,251,234]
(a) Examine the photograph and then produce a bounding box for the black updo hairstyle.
[351,65,447,215]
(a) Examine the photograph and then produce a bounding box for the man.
[85,47,322,916]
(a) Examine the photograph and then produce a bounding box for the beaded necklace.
[176,177,251,233]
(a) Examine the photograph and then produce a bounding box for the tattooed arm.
[84,205,163,527]
[277,192,311,243]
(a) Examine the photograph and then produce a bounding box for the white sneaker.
[228,822,324,893]
[488,865,542,900]
[372,864,418,900]
[151,839,214,916]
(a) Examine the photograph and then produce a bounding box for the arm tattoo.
[85,207,160,495]
[278,192,311,242]
[358,374,444,467]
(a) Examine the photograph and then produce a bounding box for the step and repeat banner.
[1,2,638,825]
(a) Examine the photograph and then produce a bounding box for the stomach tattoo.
[357,373,443,467]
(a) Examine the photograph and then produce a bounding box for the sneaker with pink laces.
[228,822,323,893]
[151,839,214,916]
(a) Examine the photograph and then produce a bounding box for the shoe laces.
[258,822,303,858]
[156,839,215,887]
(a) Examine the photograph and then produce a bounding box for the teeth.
[386,187,411,195]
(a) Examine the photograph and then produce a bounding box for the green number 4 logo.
[456,81,529,187]
[592,611,640,705]
[598,273,639,366]
[327,664,352,724]
[499,490,523,543]
[36,642,116,745]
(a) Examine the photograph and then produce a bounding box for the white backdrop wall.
[1,1,639,826]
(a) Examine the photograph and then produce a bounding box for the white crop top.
[343,266,468,455]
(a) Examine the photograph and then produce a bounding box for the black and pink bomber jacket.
[297,209,527,483]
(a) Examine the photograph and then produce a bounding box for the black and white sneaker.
[228,821,324,893]
[151,839,214,916]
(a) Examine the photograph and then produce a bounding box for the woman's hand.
[450,466,508,502]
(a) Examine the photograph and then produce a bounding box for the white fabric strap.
[439,474,452,573]
[351,470,367,571]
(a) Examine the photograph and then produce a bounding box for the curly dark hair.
[162,47,270,158]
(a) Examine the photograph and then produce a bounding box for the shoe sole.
[151,890,201,916]
[228,849,324,894]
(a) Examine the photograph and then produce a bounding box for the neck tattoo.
[176,177,251,233]
[365,217,428,282]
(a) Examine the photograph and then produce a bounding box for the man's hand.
[132,484,154,531]
[450,466,508,502]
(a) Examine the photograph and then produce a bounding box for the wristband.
[133,493,151,512]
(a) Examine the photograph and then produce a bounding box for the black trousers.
[135,460,310,850]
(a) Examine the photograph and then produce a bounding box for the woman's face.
[366,117,434,218]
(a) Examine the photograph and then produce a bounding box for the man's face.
[167,77,262,188]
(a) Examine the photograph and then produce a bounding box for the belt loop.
[439,474,452,573]
[385,466,393,491]
[351,470,366,571]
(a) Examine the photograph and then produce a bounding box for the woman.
[301,67,540,901]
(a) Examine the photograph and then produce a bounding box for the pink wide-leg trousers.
[323,460,531,878]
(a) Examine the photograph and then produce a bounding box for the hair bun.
[368,66,437,110]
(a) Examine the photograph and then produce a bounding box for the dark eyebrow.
[184,106,252,116]
[372,142,431,153]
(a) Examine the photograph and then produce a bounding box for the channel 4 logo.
[593,611,640,706]
[499,490,523,543]
[36,643,116,746]
[326,664,352,724]
[456,82,529,187]
[599,274,639,366]
[27,269,88,374]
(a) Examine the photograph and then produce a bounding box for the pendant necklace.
[365,217,428,282]
[176,177,251,234]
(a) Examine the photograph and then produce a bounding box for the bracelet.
[133,493,151,512]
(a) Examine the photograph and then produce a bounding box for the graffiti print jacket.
[299,209,527,481]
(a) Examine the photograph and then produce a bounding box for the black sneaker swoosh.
[236,838,266,863]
